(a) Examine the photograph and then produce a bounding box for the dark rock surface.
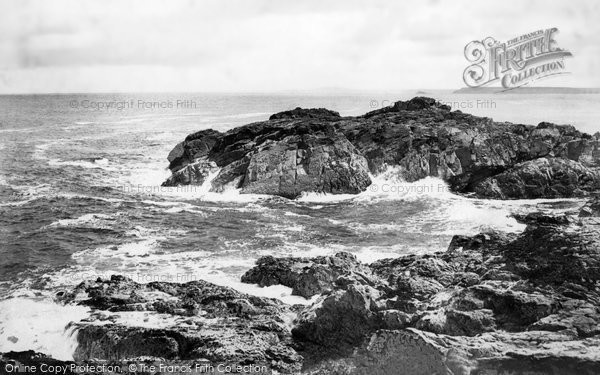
[7,201,600,373]
[269,107,341,120]
[6,198,600,373]
[164,97,600,199]
[0,351,78,375]
[164,121,371,199]
[580,196,600,217]
[241,252,377,298]
[473,157,600,199]
[255,200,600,374]
[56,275,303,373]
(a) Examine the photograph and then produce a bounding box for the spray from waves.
[0,183,54,207]
[48,157,115,170]
[50,241,313,306]
[45,213,118,228]
[297,166,455,203]
[124,167,276,204]
[0,298,90,360]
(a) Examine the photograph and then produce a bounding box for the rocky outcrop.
[241,252,377,298]
[473,157,600,199]
[57,275,302,373]
[269,107,341,120]
[163,97,600,199]
[164,121,371,199]
[580,196,600,217]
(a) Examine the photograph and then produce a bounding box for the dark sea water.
[0,91,596,359]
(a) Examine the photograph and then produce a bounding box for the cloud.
[0,0,598,92]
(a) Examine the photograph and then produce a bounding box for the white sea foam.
[0,183,53,206]
[0,197,39,207]
[61,239,315,305]
[47,213,117,228]
[0,298,90,360]
[296,167,454,203]
[48,157,114,170]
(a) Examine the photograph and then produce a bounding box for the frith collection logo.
[463,28,573,89]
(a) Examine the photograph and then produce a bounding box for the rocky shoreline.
[163,97,600,199]
[3,99,600,374]
[3,196,599,374]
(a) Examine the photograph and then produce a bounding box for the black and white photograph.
[1,1,600,374]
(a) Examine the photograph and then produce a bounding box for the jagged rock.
[239,128,371,198]
[266,199,600,372]
[164,121,371,198]
[37,199,600,373]
[0,351,78,375]
[513,212,573,225]
[162,157,218,186]
[58,276,302,373]
[164,97,600,199]
[473,158,600,199]
[270,107,341,120]
[318,329,600,375]
[167,129,221,172]
[580,196,600,217]
[292,284,383,353]
[241,252,374,298]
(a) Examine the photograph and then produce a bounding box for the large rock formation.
[163,97,600,199]
[163,115,371,199]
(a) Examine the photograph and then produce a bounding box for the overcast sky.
[0,0,598,93]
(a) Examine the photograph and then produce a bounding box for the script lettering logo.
[463,28,572,89]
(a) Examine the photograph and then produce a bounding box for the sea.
[0,90,598,360]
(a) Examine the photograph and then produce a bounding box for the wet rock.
[42,197,600,372]
[269,107,341,120]
[473,158,600,199]
[321,329,600,375]
[241,252,374,298]
[239,129,371,198]
[513,212,573,225]
[264,198,600,372]
[59,276,303,373]
[580,196,600,217]
[165,121,371,198]
[162,157,219,187]
[167,129,221,172]
[292,284,383,353]
[0,351,79,375]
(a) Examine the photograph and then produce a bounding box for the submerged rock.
[164,97,600,199]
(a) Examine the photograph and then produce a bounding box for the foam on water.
[47,213,117,228]
[48,157,115,170]
[297,167,455,204]
[0,298,90,360]
[52,237,317,306]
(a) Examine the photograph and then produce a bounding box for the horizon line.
[0,86,599,96]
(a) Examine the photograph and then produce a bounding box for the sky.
[0,0,599,93]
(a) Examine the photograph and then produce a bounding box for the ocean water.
[0,91,597,359]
